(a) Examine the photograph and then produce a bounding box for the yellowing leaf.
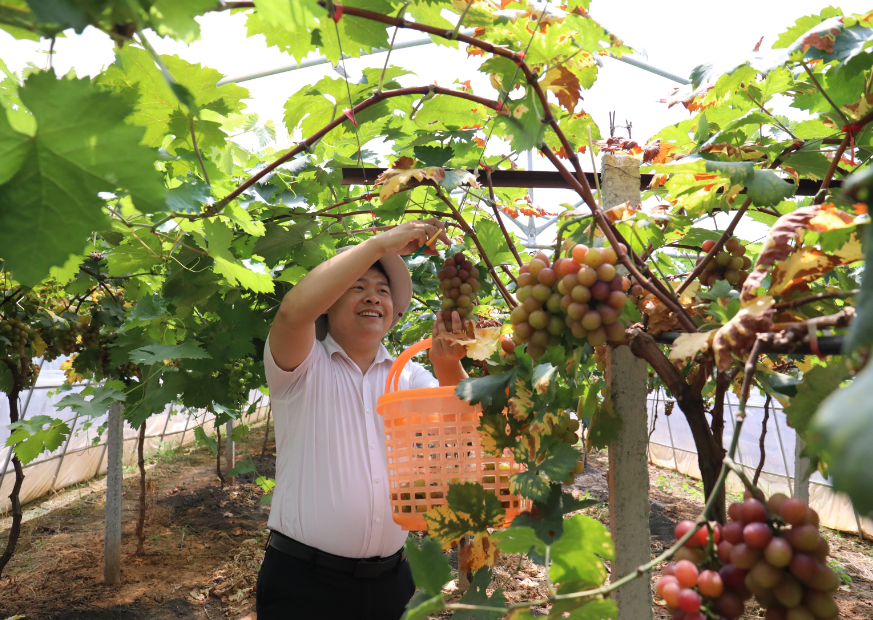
[458,532,499,573]
[539,65,581,113]
[770,236,864,298]
[670,331,715,361]
[435,326,501,361]
[807,204,855,232]
[32,332,47,358]
[508,380,534,421]
[374,166,446,202]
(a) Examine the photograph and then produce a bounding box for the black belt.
[267,530,406,579]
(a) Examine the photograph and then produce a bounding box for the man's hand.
[430,311,468,387]
[371,219,451,256]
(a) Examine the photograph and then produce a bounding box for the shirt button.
[366,408,372,414]
[374,477,380,484]
[375,517,381,524]
[370,443,375,449]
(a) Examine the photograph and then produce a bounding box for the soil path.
[1,424,870,619]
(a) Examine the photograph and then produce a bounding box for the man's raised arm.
[268,219,447,371]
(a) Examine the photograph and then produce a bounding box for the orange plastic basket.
[376,338,528,531]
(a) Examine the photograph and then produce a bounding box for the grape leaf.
[148,0,216,43]
[423,482,505,548]
[844,221,873,355]
[254,222,335,269]
[453,567,506,620]
[129,341,211,365]
[548,514,614,587]
[97,46,248,150]
[508,483,598,545]
[413,145,453,167]
[57,384,126,419]
[456,368,516,412]
[401,591,445,620]
[0,100,28,184]
[405,535,451,597]
[6,415,71,465]
[227,458,257,477]
[0,71,165,285]
[203,218,274,293]
[784,364,851,437]
[809,361,873,514]
[194,425,218,454]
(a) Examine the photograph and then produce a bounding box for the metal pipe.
[770,406,796,495]
[607,54,691,85]
[217,32,475,85]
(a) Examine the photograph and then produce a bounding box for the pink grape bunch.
[656,494,839,620]
[438,251,481,330]
[509,245,631,360]
[697,237,752,289]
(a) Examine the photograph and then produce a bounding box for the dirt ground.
[1,421,871,619]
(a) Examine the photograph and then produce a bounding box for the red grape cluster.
[438,251,481,330]
[656,494,839,620]
[697,238,752,289]
[509,246,630,360]
[591,345,607,372]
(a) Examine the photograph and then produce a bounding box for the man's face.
[326,267,394,343]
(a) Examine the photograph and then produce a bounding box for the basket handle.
[385,338,432,394]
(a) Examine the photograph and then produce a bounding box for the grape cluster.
[438,252,481,329]
[22,363,40,389]
[591,346,607,372]
[226,358,255,405]
[656,494,838,620]
[509,246,630,360]
[81,322,101,349]
[39,324,80,361]
[118,361,142,379]
[0,317,30,353]
[697,238,752,289]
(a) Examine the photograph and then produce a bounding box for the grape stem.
[435,191,517,308]
[485,170,524,266]
[552,214,594,258]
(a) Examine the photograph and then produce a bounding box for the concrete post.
[606,335,653,620]
[601,153,641,212]
[794,435,810,503]
[104,401,124,585]
[225,419,235,486]
[602,152,652,620]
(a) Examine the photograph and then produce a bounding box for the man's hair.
[368,261,390,284]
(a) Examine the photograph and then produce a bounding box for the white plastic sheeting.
[647,388,872,536]
[0,356,267,512]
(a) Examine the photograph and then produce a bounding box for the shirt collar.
[323,333,394,368]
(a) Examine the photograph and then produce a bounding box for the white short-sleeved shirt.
[264,333,439,559]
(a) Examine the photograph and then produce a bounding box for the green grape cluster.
[54,325,80,355]
[226,358,255,404]
[1,317,30,353]
[81,322,101,349]
[21,363,40,389]
[549,411,584,485]
[118,361,141,379]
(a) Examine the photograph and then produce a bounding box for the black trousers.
[256,545,416,620]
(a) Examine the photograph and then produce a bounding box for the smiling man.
[256,219,468,619]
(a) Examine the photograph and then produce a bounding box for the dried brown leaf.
[712,296,775,371]
[740,205,821,301]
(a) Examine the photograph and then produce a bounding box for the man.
[257,219,468,619]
